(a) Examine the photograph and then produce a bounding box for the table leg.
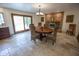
[39,33,43,41]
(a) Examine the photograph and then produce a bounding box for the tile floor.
[0,31,79,56]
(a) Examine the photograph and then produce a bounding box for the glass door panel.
[24,17,31,29]
[13,16,24,32]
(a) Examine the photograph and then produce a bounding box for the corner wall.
[62,10,79,36]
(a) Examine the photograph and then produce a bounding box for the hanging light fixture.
[36,5,44,16]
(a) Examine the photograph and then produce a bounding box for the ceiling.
[0,3,79,14]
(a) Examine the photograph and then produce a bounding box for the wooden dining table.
[35,27,53,41]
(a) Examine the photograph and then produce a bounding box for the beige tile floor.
[0,31,79,56]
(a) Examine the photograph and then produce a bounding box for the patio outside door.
[24,17,31,30]
[12,14,32,33]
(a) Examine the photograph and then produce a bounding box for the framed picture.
[66,15,74,23]
[41,17,44,22]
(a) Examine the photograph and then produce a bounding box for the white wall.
[62,10,79,36]
[33,15,41,26]
[0,8,41,35]
[33,15,45,27]
[0,8,4,12]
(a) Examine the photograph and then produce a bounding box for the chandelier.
[36,5,44,16]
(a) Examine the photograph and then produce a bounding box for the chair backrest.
[54,26,57,36]
[77,32,79,42]
[38,22,42,27]
[69,24,76,32]
[29,24,36,34]
[44,24,48,28]
[38,22,42,26]
[53,23,58,40]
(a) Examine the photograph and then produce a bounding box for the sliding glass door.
[13,15,24,32]
[24,17,31,30]
[12,14,32,33]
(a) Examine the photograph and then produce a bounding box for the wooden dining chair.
[29,24,39,41]
[45,24,57,45]
[77,32,79,43]
[66,24,76,36]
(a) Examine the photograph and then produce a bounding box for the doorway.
[12,14,32,33]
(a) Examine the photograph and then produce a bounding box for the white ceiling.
[0,3,79,14]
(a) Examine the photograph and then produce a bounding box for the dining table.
[35,27,53,41]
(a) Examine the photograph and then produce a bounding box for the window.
[0,13,4,25]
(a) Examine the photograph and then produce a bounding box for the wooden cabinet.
[45,12,64,32]
[45,12,64,23]
[0,27,10,39]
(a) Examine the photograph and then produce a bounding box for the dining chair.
[46,26,57,45]
[29,24,39,42]
[77,32,79,43]
[66,24,76,36]
[37,22,42,28]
